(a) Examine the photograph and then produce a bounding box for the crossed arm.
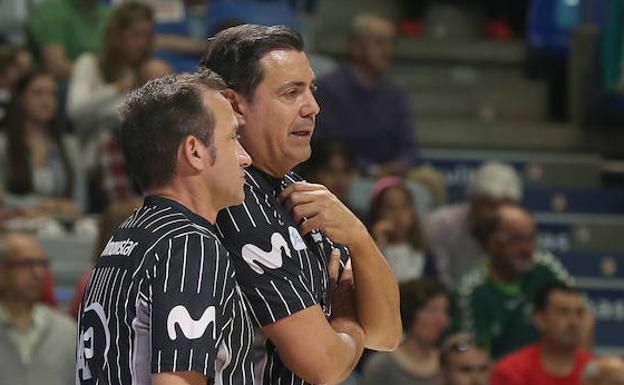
[279,182,402,351]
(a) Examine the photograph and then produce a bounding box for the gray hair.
[348,13,393,41]
[467,162,522,202]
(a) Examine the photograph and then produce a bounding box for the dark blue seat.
[523,187,624,214]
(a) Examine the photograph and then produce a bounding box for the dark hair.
[200,24,304,100]
[99,2,153,83]
[297,139,354,178]
[472,201,527,248]
[120,70,226,191]
[534,282,582,313]
[369,181,429,251]
[399,277,448,331]
[5,71,73,196]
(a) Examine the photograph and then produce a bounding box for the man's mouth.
[290,130,311,137]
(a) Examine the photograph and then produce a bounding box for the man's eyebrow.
[277,80,309,90]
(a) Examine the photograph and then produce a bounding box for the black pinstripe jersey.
[76,196,254,385]
[215,166,350,385]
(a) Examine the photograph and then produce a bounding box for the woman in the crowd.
[369,176,437,282]
[66,1,154,143]
[1,70,83,217]
[362,278,450,385]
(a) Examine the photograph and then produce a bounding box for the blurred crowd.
[1,1,624,385]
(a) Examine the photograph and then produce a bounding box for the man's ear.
[181,135,205,172]
[533,311,544,333]
[222,88,247,126]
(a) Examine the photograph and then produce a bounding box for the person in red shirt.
[491,283,592,385]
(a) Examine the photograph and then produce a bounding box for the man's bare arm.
[152,371,207,385]
[262,250,365,385]
[280,183,402,351]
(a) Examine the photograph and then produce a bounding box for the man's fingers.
[282,191,317,212]
[340,260,353,284]
[291,202,320,223]
[328,248,341,287]
[278,182,327,202]
[298,216,321,236]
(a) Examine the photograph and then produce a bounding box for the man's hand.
[281,182,401,351]
[279,182,366,245]
[327,249,357,325]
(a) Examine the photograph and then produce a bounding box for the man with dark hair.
[453,203,587,359]
[439,332,491,385]
[201,24,401,385]
[76,70,255,385]
[491,283,592,385]
[313,13,418,176]
[0,232,76,385]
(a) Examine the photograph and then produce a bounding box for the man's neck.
[251,162,288,180]
[351,64,381,88]
[539,341,576,377]
[1,296,35,331]
[148,181,219,223]
[488,259,520,284]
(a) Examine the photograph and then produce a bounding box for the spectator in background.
[27,0,111,81]
[314,13,418,177]
[67,1,154,145]
[92,58,173,209]
[453,203,591,359]
[369,176,437,282]
[426,161,522,288]
[362,278,449,385]
[0,232,75,385]
[582,356,624,385]
[297,139,358,213]
[0,71,83,218]
[491,283,592,385]
[438,332,491,385]
[0,45,34,125]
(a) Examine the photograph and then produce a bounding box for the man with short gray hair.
[426,162,522,287]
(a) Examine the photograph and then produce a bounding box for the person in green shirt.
[27,0,111,80]
[453,203,586,359]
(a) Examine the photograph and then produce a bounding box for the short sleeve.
[150,233,225,377]
[216,185,319,327]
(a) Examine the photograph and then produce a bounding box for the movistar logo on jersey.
[241,232,291,274]
[101,237,139,257]
[167,305,216,341]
